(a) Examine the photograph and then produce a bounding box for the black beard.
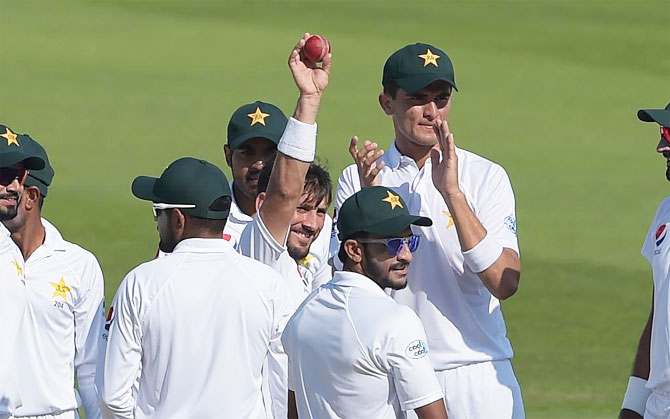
[0,192,21,221]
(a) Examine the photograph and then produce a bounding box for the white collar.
[329,270,392,299]
[229,181,254,223]
[172,237,234,254]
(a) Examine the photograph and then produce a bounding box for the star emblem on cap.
[443,210,454,228]
[247,107,270,126]
[418,49,440,67]
[1,127,20,147]
[50,277,71,300]
[12,259,23,276]
[382,191,403,210]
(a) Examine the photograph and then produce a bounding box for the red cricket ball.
[303,35,330,63]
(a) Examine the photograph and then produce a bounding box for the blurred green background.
[2,0,669,417]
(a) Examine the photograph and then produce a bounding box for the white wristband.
[622,376,651,416]
[462,233,503,273]
[277,117,317,162]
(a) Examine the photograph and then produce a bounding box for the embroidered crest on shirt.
[12,259,23,276]
[504,215,517,235]
[382,191,403,210]
[443,211,454,228]
[299,254,313,269]
[418,49,440,67]
[50,277,71,300]
[405,340,428,359]
[247,107,270,126]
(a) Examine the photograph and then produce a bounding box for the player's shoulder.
[656,196,670,213]
[42,219,102,270]
[457,147,508,176]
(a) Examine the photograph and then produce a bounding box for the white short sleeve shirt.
[331,142,519,370]
[100,238,293,419]
[15,218,105,419]
[282,271,443,418]
[642,197,670,394]
[0,224,26,418]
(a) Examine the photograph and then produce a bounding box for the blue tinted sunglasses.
[357,235,421,256]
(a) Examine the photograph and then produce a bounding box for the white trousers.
[406,359,524,419]
[646,391,670,419]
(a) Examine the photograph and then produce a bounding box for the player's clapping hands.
[430,118,461,202]
[349,136,385,187]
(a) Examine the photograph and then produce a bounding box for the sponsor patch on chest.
[655,224,668,254]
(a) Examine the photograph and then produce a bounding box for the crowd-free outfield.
[3,0,669,417]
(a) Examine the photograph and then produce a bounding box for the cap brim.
[0,153,45,170]
[228,131,281,150]
[367,214,433,236]
[396,75,458,94]
[638,109,670,127]
[131,176,159,201]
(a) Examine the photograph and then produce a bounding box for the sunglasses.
[0,168,28,187]
[357,235,421,256]
[151,202,196,220]
[662,126,670,145]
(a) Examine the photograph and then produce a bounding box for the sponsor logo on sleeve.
[105,306,114,331]
[504,215,517,235]
[405,339,428,359]
[655,224,668,254]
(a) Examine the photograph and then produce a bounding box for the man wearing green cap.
[0,124,46,419]
[282,186,447,419]
[223,100,333,287]
[620,102,670,419]
[100,156,293,419]
[331,43,524,418]
[0,133,105,419]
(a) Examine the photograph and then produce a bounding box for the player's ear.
[379,92,394,115]
[23,186,41,211]
[255,192,266,213]
[223,145,233,168]
[344,239,363,263]
[172,208,186,232]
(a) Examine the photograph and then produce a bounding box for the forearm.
[631,309,653,379]
[619,307,653,418]
[442,191,520,299]
[415,399,448,419]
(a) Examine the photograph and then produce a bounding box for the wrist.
[294,94,322,125]
[441,189,465,207]
[621,376,650,417]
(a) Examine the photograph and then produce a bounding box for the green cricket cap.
[638,102,670,128]
[20,134,55,197]
[337,186,432,240]
[382,43,458,93]
[227,101,288,149]
[132,157,232,220]
[0,124,45,170]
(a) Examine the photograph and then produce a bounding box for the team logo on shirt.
[405,339,428,359]
[299,254,313,269]
[443,211,454,228]
[504,215,517,235]
[105,306,114,332]
[50,277,71,300]
[11,259,23,276]
[656,224,668,247]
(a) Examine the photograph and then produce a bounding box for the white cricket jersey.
[282,271,443,418]
[332,142,519,370]
[15,218,104,419]
[227,181,333,287]
[0,224,26,418]
[642,197,670,395]
[222,182,253,249]
[100,238,293,419]
[239,213,313,309]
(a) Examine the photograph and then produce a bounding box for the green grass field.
[3,0,670,417]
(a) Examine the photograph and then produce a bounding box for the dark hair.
[257,159,332,207]
[338,232,369,266]
[383,81,400,99]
